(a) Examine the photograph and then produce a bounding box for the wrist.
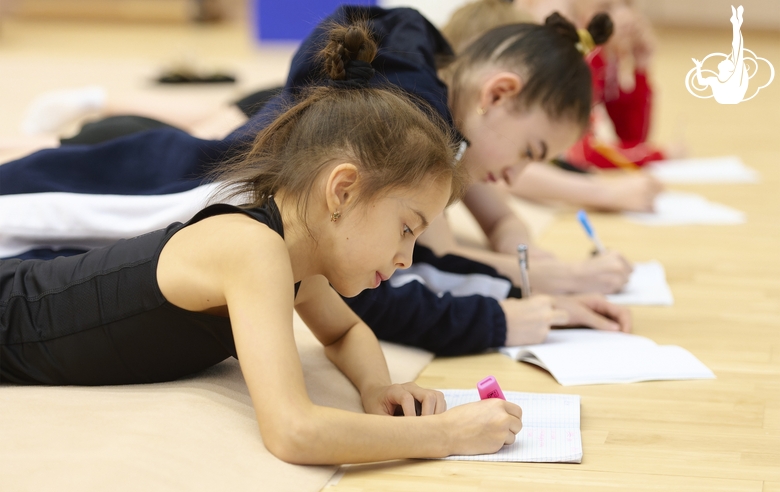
[434,412,455,458]
[358,379,389,398]
[567,262,587,293]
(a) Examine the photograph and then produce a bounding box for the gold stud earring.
[330,211,341,222]
[476,107,486,115]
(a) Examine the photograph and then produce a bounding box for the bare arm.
[295,275,445,417]
[461,182,533,254]
[159,215,522,465]
[509,163,663,213]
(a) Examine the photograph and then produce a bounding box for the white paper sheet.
[647,156,759,184]
[607,261,674,306]
[624,191,745,225]
[500,329,715,386]
[440,390,582,463]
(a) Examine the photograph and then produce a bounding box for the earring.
[476,107,486,115]
[330,211,341,222]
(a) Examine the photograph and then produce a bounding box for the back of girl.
[0,21,527,465]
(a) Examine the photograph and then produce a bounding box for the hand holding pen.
[575,210,633,292]
[577,209,606,255]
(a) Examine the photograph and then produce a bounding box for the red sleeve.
[604,71,653,146]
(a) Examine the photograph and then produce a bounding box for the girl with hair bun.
[0,23,528,465]
[0,5,632,357]
[438,1,663,231]
[513,0,677,172]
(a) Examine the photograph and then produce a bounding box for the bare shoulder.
[158,212,291,312]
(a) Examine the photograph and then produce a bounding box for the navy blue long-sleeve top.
[0,6,508,355]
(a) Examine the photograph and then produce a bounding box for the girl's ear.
[478,72,524,111]
[325,163,359,214]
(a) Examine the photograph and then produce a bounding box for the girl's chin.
[329,282,365,299]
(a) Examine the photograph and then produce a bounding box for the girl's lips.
[374,271,390,288]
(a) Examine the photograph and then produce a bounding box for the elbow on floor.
[260,416,330,465]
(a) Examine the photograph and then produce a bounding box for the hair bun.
[322,22,378,83]
[543,12,579,45]
[587,12,614,45]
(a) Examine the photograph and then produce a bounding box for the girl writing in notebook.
[0,24,523,464]
[441,0,663,213]
[0,6,631,355]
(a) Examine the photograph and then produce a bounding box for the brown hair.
[441,0,532,54]
[212,22,468,232]
[443,8,613,129]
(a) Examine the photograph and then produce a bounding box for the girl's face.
[460,104,581,186]
[323,177,451,298]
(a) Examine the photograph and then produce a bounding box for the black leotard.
[0,200,285,385]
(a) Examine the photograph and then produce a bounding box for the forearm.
[344,276,508,356]
[323,321,392,396]
[448,244,522,286]
[486,211,534,255]
[279,405,450,464]
[510,163,603,208]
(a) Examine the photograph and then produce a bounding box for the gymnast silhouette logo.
[685,5,774,104]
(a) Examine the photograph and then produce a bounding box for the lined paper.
[607,261,674,306]
[441,390,582,463]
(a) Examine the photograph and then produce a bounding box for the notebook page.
[624,191,745,225]
[441,390,582,463]
[607,261,674,306]
[647,156,759,184]
[501,330,715,386]
[526,341,715,386]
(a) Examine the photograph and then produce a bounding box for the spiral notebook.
[440,390,582,463]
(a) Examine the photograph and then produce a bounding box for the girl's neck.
[273,192,321,284]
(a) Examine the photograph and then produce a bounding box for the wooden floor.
[332,27,780,492]
[1,16,779,492]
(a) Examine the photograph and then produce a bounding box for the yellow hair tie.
[576,28,595,56]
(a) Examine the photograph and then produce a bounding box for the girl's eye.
[525,146,534,160]
[403,225,413,237]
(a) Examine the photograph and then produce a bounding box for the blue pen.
[576,210,606,254]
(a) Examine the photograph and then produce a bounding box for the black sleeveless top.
[0,200,287,385]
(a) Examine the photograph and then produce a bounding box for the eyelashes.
[403,225,413,237]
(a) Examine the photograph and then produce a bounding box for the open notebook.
[624,191,745,226]
[440,390,582,463]
[647,156,759,184]
[500,329,715,386]
[607,261,674,306]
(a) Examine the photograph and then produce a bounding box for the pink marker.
[477,375,506,400]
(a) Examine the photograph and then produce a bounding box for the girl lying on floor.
[0,22,527,465]
[0,6,631,356]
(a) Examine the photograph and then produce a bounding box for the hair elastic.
[576,28,596,56]
[329,60,376,89]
